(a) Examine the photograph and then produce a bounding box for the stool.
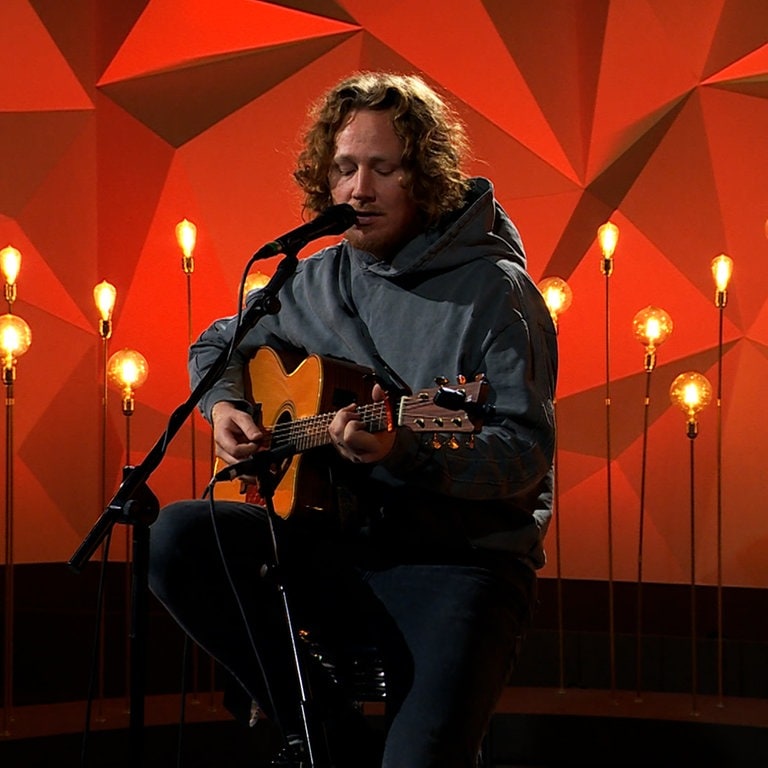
[302,632,492,767]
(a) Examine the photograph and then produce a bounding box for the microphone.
[265,203,357,255]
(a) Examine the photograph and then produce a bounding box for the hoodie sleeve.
[188,314,253,421]
[375,265,558,504]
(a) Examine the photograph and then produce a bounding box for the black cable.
[204,484,280,731]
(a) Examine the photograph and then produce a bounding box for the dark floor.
[1,709,767,768]
[0,720,276,768]
[3,567,768,766]
[488,713,768,767]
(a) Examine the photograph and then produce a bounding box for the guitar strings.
[269,402,390,451]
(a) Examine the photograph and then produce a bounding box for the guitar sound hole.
[273,410,294,452]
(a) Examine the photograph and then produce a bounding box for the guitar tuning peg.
[456,374,467,385]
[431,434,443,450]
[465,434,475,449]
[474,373,487,382]
[434,376,449,386]
[447,434,460,450]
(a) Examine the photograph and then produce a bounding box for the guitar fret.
[269,402,390,454]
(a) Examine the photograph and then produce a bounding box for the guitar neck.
[269,401,390,454]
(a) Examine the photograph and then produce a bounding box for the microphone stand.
[227,445,330,768]
[68,247,304,767]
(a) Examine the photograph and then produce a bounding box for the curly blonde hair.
[294,72,470,223]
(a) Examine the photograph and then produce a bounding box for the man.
[149,71,557,768]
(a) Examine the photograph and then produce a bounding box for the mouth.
[353,211,381,227]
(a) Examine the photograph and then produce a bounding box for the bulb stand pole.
[2,372,15,736]
[550,316,565,695]
[96,331,110,723]
[183,265,202,706]
[123,401,133,714]
[182,262,216,709]
[185,271,198,501]
[715,301,725,708]
[537,282,571,698]
[602,260,617,700]
[686,421,700,717]
[634,360,654,701]
[553,400,565,694]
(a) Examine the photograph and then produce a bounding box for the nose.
[351,167,375,201]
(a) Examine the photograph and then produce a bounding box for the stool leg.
[478,720,493,767]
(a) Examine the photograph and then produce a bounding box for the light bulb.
[670,370,712,425]
[597,221,619,277]
[537,276,573,330]
[598,221,619,258]
[633,306,672,372]
[0,313,32,382]
[94,281,116,321]
[711,254,733,308]
[93,280,117,340]
[633,305,673,348]
[176,218,197,274]
[243,271,270,302]
[108,348,149,415]
[1,245,21,285]
[1,245,21,305]
[108,348,148,391]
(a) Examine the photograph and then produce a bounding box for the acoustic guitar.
[211,346,487,519]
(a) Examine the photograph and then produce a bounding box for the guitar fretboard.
[269,401,390,454]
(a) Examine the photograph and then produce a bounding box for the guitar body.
[213,346,372,518]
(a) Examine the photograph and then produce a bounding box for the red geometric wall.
[1,0,767,590]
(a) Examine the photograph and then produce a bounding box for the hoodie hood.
[351,177,526,279]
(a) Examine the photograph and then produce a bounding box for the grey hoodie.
[191,177,558,568]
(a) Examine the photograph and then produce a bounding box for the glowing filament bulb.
[242,271,270,305]
[598,221,619,259]
[632,306,672,372]
[597,221,619,277]
[176,218,197,274]
[1,245,22,304]
[94,281,116,322]
[93,280,117,340]
[670,371,712,437]
[108,348,149,415]
[245,271,269,293]
[537,276,573,330]
[633,306,672,350]
[711,254,733,308]
[1,316,30,357]
[683,383,702,409]
[120,358,139,387]
[1,245,21,285]
[0,313,32,381]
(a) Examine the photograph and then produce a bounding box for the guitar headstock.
[397,376,489,439]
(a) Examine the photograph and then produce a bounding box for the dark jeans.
[148,499,536,768]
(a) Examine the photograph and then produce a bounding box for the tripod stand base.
[269,734,308,767]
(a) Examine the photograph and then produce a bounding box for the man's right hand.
[210,401,265,466]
